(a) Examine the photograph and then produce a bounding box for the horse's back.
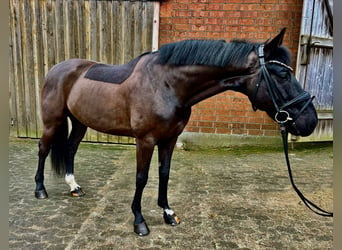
[43,59,95,88]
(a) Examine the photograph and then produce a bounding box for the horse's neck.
[168,65,250,107]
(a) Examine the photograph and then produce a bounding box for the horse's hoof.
[35,189,48,199]
[163,211,181,226]
[70,187,85,197]
[134,221,150,236]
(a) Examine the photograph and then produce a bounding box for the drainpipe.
[152,1,160,52]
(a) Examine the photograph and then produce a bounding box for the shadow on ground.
[9,138,333,249]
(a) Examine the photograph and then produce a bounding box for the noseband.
[251,45,333,217]
[251,44,314,126]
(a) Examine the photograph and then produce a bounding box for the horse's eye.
[279,71,291,81]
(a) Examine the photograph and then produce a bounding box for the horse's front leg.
[132,139,155,236]
[157,136,181,226]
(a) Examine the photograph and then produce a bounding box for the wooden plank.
[55,0,65,62]
[77,0,87,59]
[45,0,56,70]
[122,1,133,63]
[15,0,27,137]
[9,0,18,137]
[133,1,143,56]
[84,0,91,59]
[21,0,37,137]
[112,0,121,64]
[152,1,160,52]
[300,35,333,48]
[65,0,77,59]
[142,2,154,53]
[31,0,44,136]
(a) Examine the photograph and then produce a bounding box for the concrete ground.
[9,138,333,249]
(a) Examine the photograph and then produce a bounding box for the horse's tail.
[50,119,69,176]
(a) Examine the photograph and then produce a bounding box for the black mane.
[156,39,258,68]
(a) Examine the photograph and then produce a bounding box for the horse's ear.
[264,28,286,58]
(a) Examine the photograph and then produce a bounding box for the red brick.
[185,127,200,133]
[175,10,193,17]
[225,11,242,18]
[222,4,240,11]
[173,17,189,24]
[248,130,263,136]
[198,121,213,127]
[239,4,259,11]
[239,19,255,26]
[214,122,228,128]
[242,11,258,18]
[193,10,209,17]
[172,3,189,9]
[248,117,264,123]
[200,127,215,133]
[207,25,225,32]
[232,129,247,135]
[189,18,205,25]
[241,26,259,33]
[191,24,207,31]
[192,0,209,3]
[210,0,226,3]
[207,4,223,11]
[209,11,226,18]
[204,18,222,25]
[200,115,216,121]
[216,128,232,134]
[222,18,238,26]
[160,24,173,31]
[187,31,207,38]
[243,0,261,3]
[206,32,224,39]
[175,24,190,31]
[188,3,206,10]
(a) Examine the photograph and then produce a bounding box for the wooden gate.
[294,0,333,142]
[9,0,156,143]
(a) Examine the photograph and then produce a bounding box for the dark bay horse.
[35,28,317,236]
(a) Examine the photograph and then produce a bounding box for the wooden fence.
[9,0,156,143]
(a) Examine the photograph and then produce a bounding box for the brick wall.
[159,0,303,137]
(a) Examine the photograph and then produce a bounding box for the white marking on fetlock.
[65,174,81,191]
[164,208,175,216]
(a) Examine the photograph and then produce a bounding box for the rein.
[253,44,333,217]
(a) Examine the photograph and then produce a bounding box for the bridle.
[251,44,314,125]
[251,44,333,217]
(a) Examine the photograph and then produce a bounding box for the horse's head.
[249,28,318,136]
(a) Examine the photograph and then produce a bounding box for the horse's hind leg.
[35,122,67,199]
[157,136,181,226]
[35,135,52,198]
[65,116,87,197]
